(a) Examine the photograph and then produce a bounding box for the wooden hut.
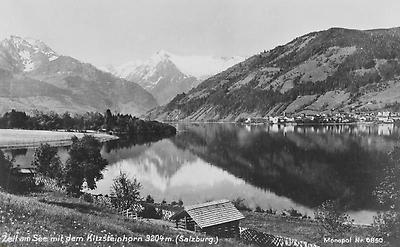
[170,199,245,238]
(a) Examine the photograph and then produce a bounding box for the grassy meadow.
[241,211,378,247]
[0,190,253,247]
[0,188,380,247]
[0,129,117,149]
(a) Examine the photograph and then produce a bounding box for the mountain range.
[0,36,157,115]
[4,27,400,120]
[149,27,400,121]
[103,51,244,105]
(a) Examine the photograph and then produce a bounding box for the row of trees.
[103,109,176,137]
[0,109,176,138]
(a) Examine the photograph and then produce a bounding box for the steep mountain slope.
[150,27,400,121]
[106,51,244,105]
[0,36,157,115]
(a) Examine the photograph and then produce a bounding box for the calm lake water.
[7,123,400,224]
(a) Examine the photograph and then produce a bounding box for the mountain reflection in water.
[91,123,399,225]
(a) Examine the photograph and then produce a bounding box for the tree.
[47,112,62,130]
[0,150,13,189]
[374,146,400,246]
[110,171,142,210]
[0,151,35,193]
[62,112,74,130]
[104,109,115,131]
[314,200,354,236]
[4,109,29,128]
[145,195,154,203]
[31,144,62,179]
[61,135,108,196]
[83,112,104,130]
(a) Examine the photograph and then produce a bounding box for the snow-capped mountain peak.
[0,35,59,72]
[102,50,245,105]
[148,50,245,79]
[108,50,245,80]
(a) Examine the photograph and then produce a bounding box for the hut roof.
[171,199,245,228]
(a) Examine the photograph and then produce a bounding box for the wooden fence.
[34,177,161,222]
[117,208,139,220]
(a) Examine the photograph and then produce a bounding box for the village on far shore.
[239,111,400,125]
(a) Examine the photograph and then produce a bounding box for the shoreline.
[0,129,119,150]
[162,119,395,125]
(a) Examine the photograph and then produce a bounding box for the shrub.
[373,146,400,246]
[265,208,277,215]
[287,208,303,218]
[314,200,354,236]
[231,197,252,211]
[255,206,264,213]
[145,195,154,203]
[82,193,94,203]
[138,204,162,219]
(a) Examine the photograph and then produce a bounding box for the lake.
[6,123,399,225]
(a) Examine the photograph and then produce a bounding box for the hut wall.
[176,216,196,231]
[203,221,240,238]
[185,216,196,231]
[176,217,187,229]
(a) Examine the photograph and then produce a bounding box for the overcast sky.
[1,0,400,67]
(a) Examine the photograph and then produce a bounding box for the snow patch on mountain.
[110,61,143,78]
[170,53,245,79]
[0,35,60,71]
[18,50,34,71]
